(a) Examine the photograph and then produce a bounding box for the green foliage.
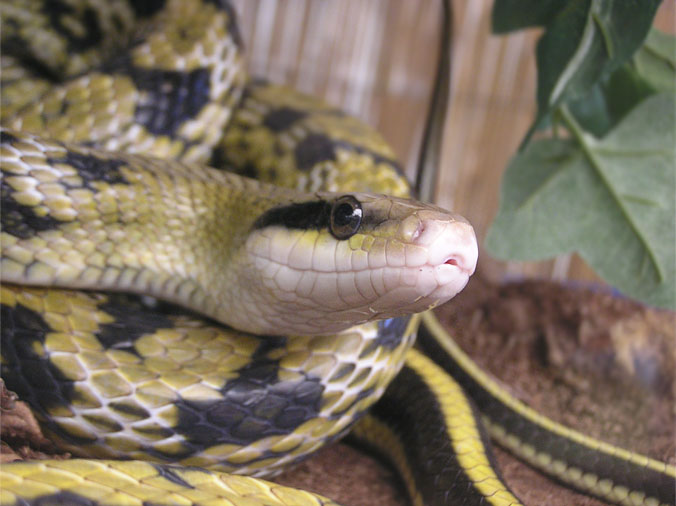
[487,0,675,309]
[634,28,676,93]
[568,26,675,137]
[492,0,565,33]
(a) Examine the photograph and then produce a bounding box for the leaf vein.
[560,106,665,282]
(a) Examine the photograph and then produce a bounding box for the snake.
[0,1,674,505]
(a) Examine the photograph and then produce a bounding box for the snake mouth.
[441,253,474,275]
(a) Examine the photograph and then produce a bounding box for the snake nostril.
[444,257,459,267]
[410,221,424,242]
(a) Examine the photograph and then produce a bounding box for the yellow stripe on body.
[352,344,522,506]
[351,414,425,506]
[404,348,522,506]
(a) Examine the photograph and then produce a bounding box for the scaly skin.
[0,2,508,506]
[1,0,245,164]
[1,284,419,477]
[0,459,344,506]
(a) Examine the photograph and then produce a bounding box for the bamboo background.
[231,0,675,286]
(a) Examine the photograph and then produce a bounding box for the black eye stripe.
[253,201,332,231]
[252,197,363,241]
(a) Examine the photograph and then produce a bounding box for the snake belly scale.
[0,1,674,506]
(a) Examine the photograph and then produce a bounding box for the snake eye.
[330,195,363,240]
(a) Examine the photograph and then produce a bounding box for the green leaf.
[486,93,675,309]
[567,82,614,137]
[568,62,657,137]
[602,64,658,123]
[492,0,565,33]
[533,0,660,126]
[565,28,673,137]
[632,28,676,93]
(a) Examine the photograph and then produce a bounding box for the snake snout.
[413,215,478,276]
[395,215,478,313]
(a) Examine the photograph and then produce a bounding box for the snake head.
[234,193,478,336]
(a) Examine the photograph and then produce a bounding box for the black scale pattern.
[171,335,325,454]
[128,67,212,137]
[0,296,331,460]
[46,151,130,191]
[0,303,87,442]
[1,178,63,240]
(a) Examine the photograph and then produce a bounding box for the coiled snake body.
[0,2,674,506]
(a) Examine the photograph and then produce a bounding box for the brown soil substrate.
[438,277,674,465]
[3,278,674,506]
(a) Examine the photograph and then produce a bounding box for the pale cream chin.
[228,258,472,336]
